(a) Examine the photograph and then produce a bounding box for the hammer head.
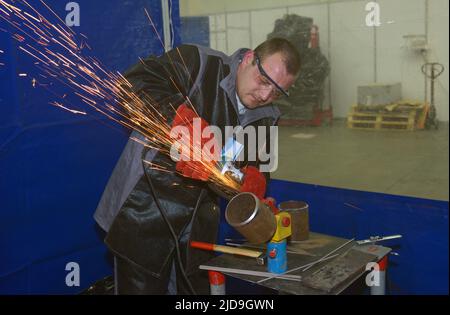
[256,253,267,265]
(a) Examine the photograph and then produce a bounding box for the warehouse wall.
[428,0,449,122]
[180,0,449,121]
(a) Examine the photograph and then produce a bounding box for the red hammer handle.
[190,241,215,251]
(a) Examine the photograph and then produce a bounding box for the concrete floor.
[274,120,449,201]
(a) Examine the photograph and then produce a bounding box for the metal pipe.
[225,192,276,244]
[161,0,172,52]
[302,238,355,272]
[256,253,340,284]
[200,265,302,282]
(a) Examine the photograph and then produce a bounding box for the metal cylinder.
[278,200,309,241]
[225,192,276,244]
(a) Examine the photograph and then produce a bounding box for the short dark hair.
[253,37,301,76]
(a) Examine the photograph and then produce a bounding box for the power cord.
[141,148,205,295]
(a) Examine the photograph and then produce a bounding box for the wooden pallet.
[347,102,424,131]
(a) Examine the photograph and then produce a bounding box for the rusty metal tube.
[225,192,276,244]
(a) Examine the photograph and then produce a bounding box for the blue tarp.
[0,0,180,294]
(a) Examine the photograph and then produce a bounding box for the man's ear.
[242,50,255,65]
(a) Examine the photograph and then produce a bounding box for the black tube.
[141,148,203,295]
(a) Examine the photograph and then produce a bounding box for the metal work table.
[200,232,391,295]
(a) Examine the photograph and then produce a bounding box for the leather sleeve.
[122,45,201,123]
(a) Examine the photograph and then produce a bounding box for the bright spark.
[50,101,86,115]
[0,0,241,195]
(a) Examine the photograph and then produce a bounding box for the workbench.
[200,232,391,295]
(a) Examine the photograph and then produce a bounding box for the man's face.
[236,51,297,109]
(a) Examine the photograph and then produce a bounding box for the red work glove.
[171,104,219,181]
[239,166,267,200]
[171,103,198,127]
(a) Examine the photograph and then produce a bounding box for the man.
[94,37,301,294]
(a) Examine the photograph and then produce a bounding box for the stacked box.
[357,83,402,106]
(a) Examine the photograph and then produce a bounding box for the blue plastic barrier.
[0,0,180,294]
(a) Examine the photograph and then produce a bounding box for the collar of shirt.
[236,92,247,115]
[219,48,248,114]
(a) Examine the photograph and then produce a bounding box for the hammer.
[190,241,266,265]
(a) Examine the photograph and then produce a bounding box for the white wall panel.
[329,1,374,117]
[226,12,251,54]
[377,0,426,102]
[250,8,288,49]
[428,0,449,121]
[209,14,227,52]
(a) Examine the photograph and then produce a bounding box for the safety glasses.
[254,54,290,98]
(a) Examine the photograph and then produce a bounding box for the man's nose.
[259,88,272,102]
